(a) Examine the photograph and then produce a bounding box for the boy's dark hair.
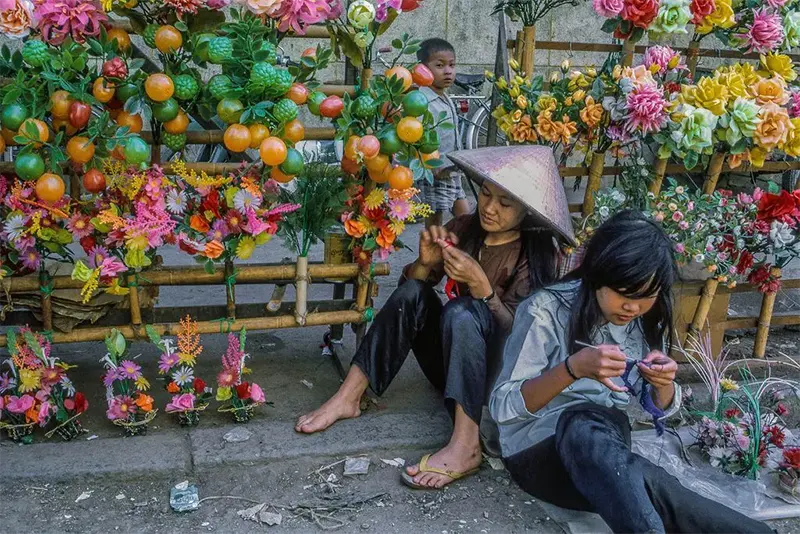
[417,38,455,63]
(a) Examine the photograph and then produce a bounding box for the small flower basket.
[216,328,266,424]
[175,403,208,427]
[0,421,36,443]
[112,409,158,437]
[44,413,86,442]
[777,448,800,496]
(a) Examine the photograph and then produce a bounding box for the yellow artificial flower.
[730,62,761,86]
[696,0,735,34]
[496,113,515,134]
[693,76,729,116]
[104,278,130,297]
[719,378,739,391]
[364,189,385,210]
[536,95,557,113]
[18,368,41,393]
[509,86,521,98]
[572,89,586,103]
[511,109,523,122]
[389,219,406,236]
[216,386,232,402]
[759,53,797,83]
[125,233,149,252]
[750,147,768,168]
[784,118,800,157]
[492,105,508,120]
[255,232,272,246]
[236,236,256,260]
[178,352,196,366]
[135,376,151,391]
[713,70,747,102]
[749,75,789,106]
[516,95,528,110]
[356,215,375,232]
[495,78,508,90]
[508,59,520,71]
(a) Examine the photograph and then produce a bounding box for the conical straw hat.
[449,145,576,246]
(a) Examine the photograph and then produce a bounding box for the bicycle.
[451,74,507,150]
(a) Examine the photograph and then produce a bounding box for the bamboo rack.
[649,157,668,196]
[582,150,606,216]
[521,26,536,79]
[702,153,726,195]
[686,277,719,342]
[140,127,336,144]
[754,267,783,359]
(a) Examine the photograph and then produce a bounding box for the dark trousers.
[351,279,501,424]
[505,403,773,534]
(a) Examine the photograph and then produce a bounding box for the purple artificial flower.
[159,352,180,374]
[208,219,230,242]
[117,360,142,380]
[102,368,118,388]
[88,245,110,269]
[206,0,230,8]
[20,247,40,270]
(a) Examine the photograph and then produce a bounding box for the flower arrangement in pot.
[101,329,156,436]
[777,447,800,496]
[147,316,212,427]
[216,328,266,423]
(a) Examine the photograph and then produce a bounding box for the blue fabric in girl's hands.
[621,359,666,435]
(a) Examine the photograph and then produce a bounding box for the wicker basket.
[112,409,158,436]
[219,402,261,423]
[45,414,86,442]
[779,472,799,496]
[172,403,208,427]
[1,421,36,443]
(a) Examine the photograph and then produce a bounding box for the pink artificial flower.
[163,0,203,17]
[642,45,684,75]
[241,208,271,236]
[672,211,684,221]
[208,219,230,242]
[0,0,34,39]
[166,393,195,413]
[373,247,392,261]
[246,0,283,16]
[206,0,230,8]
[387,198,411,220]
[765,0,787,8]
[102,368,118,388]
[326,0,343,18]
[6,394,35,413]
[106,395,136,420]
[98,257,127,278]
[276,0,331,34]
[217,369,239,387]
[118,360,142,380]
[67,213,93,239]
[0,395,4,417]
[743,8,784,54]
[624,84,668,135]
[788,91,800,118]
[35,0,107,46]
[593,0,624,18]
[675,243,685,253]
[376,0,401,22]
[40,366,63,386]
[38,400,52,426]
[250,383,266,403]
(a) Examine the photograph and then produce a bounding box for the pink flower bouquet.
[216,328,266,423]
[101,329,156,436]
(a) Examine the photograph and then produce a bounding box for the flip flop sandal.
[400,454,480,490]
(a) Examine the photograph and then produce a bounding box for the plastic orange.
[144,73,174,102]
[0,135,5,154]
[388,165,413,190]
[224,124,252,153]
[51,118,78,136]
[1,127,16,144]
[341,157,361,176]
[358,135,380,160]
[283,119,305,143]
[421,150,440,168]
[301,47,316,59]
[35,173,65,203]
[111,144,126,160]
[19,118,49,147]
[163,110,188,135]
[368,163,391,184]
[385,66,413,92]
[248,123,270,149]
[66,136,95,164]
[49,90,73,120]
[343,135,360,161]
[411,64,435,87]
[93,77,115,103]
[155,25,183,54]
[286,83,309,105]
[116,111,144,134]
[270,166,295,183]
[397,116,423,144]
[259,136,287,166]
[365,153,390,172]
[83,168,106,193]
[107,28,131,54]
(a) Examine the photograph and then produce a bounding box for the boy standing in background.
[417,38,471,227]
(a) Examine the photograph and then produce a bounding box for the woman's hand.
[439,241,492,298]
[569,345,628,393]
[417,226,458,268]
[637,351,677,388]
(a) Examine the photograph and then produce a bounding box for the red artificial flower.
[621,0,659,29]
[236,382,251,400]
[724,407,741,419]
[757,190,796,222]
[193,377,206,394]
[352,246,373,269]
[782,448,800,470]
[179,239,199,255]
[74,392,88,414]
[401,0,422,10]
[793,189,800,208]
[777,403,789,417]
[79,235,97,254]
[735,250,754,274]
[763,425,786,448]
[664,82,681,95]
[363,205,387,221]
[167,381,180,394]
[690,0,715,24]
[201,189,222,219]
[614,24,635,40]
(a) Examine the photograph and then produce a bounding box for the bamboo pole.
[514,30,524,65]
[224,259,236,319]
[127,272,142,328]
[295,255,309,325]
[39,269,53,332]
[686,38,701,79]
[1,262,390,293]
[621,39,636,67]
[753,267,782,358]
[649,157,668,196]
[521,25,536,79]
[686,277,719,343]
[360,68,373,91]
[582,151,606,216]
[318,84,356,96]
[0,310,371,347]
[703,152,726,194]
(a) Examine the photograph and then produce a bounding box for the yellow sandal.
[400,454,480,490]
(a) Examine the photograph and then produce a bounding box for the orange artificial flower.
[749,75,789,106]
[728,151,747,169]
[204,240,224,259]
[25,403,39,424]
[190,214,210,233]
[535,112,561,144]
[580,96,604,128]
[556,115,578,144]
[135,393,154,412]
[344,218,367,238]
[167,382,180,393]
[376,226,396,249]
[509,115,537,143]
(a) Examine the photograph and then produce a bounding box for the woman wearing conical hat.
[296,145,574,490]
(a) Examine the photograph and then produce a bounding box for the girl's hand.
[569,345,628,393]
[638,351,677,388]
[418,227,458,268]
[439,241,492,298]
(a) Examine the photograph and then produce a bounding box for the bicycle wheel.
[464,104,507,150]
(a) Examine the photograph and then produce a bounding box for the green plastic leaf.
[145,324,162,347]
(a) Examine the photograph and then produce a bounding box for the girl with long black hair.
[490,210,772,533]
[296,146,574,490]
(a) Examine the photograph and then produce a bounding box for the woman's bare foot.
[294,393,362,434]
[405,441,482,489]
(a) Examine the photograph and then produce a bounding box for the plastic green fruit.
[264,69,292,99]
[21,40,49,67]
[379,130,403,155]
[208,74,233,100]
[142,24,158,48]
[207,37,233,64]
[402,90,429,117]
[273,98,298,123]
[248,62,276,95]
[124,136,150,165]
[2,103,29,131]
[115,82,138,103]
[152,98,180,122]
[257,40,277,64]
[352,95,377,120]
[216,98,244,124]
[193,33,215,62]
[173,74,199,101]
[307,91,326,116]
[162,132,186,151]
[14,152,45,181]
[279,148,304,175]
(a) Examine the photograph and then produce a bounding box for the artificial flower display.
[101,329,156,435]
[147,316,212,426]
[216,328,266,423]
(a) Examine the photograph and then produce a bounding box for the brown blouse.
[403,215,545,333]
